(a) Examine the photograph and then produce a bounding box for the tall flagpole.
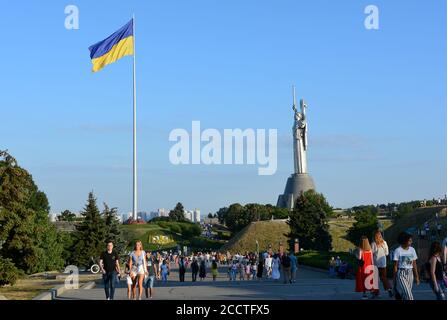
[132,14,138,221]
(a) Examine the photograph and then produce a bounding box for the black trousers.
[179,268,185,282]
[192,271,198,282]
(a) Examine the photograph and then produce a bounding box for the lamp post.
[294,238,299,254]
[255,240,259,258]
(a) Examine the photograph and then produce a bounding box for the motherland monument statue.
[277,86,316,210]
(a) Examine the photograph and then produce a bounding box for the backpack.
[282,256,291,268]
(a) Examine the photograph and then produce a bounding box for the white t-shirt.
[442,238,447,249]
[371,241,389,268]
[265,257,272,268]
[393,246,418,269]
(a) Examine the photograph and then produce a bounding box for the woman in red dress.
[355,236,378,299]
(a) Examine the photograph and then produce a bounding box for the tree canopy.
[0,150,64,275]
[287,190,333,251]
[216,203,289,233]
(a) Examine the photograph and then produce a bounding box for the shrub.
[0,257,20,286]
[169,224,182,234]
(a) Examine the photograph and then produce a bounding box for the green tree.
[103,203,126,257]
[287,190,333,251]
[0,150,64,274]
[0,256,20,286]
[71,192,107,268]
[169,202,186,222]
[58,210,76,222]
[347,208,379,245]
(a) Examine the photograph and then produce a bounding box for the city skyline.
[1,1,446,216]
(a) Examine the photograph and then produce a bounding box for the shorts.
[144,276,155,289]
[126,275,132,285]
[133,265,145,275]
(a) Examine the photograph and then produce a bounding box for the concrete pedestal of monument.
[277,173,316,210]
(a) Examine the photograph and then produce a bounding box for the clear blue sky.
[1,0,446,215]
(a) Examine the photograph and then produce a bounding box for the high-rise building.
[193,209,201,223]
[138,211,148,221]
[183,210,192,221]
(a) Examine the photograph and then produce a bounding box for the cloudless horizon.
[1,1,446,216]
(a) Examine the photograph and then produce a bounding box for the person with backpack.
[427,241,446,300]
[281,252,292,284]
[191,257,199,282]
[393,232,420,300]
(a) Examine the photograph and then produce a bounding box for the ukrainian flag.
[89,19,134,72]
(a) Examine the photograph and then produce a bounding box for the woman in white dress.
[271,254,281,281]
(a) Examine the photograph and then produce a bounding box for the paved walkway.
[57,266,437,300]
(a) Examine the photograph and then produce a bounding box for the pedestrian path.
[57,266,437,300]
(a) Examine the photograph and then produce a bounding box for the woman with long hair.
[371,230,393,298]
[428,241,446,300]
[128,240,147,300]
[393,232,420,300]
[355,236,377,299]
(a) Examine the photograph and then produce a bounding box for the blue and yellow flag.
[88,19,134,72]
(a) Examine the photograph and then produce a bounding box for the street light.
[294,238,299,254]
[255,240,259,257]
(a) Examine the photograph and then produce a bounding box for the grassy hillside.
[328,219,355,252]
[120,224,175,251]
[120,222,225,252]
[384,206,447,247]
[220,220,291,253]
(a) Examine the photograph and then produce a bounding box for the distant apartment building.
[138,211,148,222]
[183,209,201,223]
[184,210,193,221]
[194,209,201,223]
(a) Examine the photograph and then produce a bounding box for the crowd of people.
[98,227,447,301]
[98,240,299,300]
[351,229,447,300]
